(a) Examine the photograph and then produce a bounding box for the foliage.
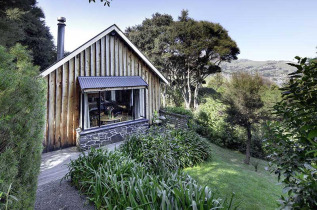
[195,73,279,159]
[195,97,242,148]
[89,0,112,6]
[126,13,176,107]
[0,181,17,210]
[207,73,226,92]
[126,10,239,109]
[264,57,317,209]
[163,106,194,118]
[65,148,235,209]
[126,13,173,71]
[222,72,267,164]
[185,143,283,210]
[120,127,211,173]
[0,44,46,209]
[166,10,240,109]
[0,0,55,69]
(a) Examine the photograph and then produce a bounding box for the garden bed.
[64,127,237,209]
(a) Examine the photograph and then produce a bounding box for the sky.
[38,0,317,61]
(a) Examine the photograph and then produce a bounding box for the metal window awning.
[78,76,148,92]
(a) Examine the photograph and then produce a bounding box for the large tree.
[0,0,55,69]
[126,10,239,109]
[223,72,267,164]
[167,11,239,109]
[126,13,174,106]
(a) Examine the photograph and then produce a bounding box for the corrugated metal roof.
[78,76,148,90]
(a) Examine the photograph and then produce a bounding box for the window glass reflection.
[84,89,145,129]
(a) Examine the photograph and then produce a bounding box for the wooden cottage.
[40,22,168,152]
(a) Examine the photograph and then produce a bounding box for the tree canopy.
[0,0,55,69]
[126,10,240,109]
[223,72,268,164]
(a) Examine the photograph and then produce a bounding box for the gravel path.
[35,142,123,210]
[35,179,95,210]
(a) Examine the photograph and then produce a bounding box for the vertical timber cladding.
[45,33,162,151]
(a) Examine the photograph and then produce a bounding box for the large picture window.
[82,89,145,129]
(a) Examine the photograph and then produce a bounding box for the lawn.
[184,143,283,210]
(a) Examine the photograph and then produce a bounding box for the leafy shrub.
[0,44,46,209]
[65,149,235,209]
[264,57,317,209]
[120,127,211,173]
[195,80,277,160]
[195,98,245,150]
[163,106,194,118]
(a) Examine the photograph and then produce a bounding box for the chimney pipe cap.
[57,17,66,23]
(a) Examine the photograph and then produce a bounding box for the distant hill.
[218,59,296,86]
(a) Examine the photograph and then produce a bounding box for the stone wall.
[159,110,190,129]
[77,119,149,150]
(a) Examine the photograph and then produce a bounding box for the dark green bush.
[0,44,46,209]
[195,99,244,148]
[265,57,317,208]
[65,149,235,209]
[120,127,211,173]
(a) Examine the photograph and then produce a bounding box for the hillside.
[219,59,296,86]
[185,143,283,210]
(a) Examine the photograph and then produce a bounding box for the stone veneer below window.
[77,119,149,150]
[159,110,190,129]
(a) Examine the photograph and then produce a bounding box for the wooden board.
[73,55,80,144]
[61,63,69,147]
[55,67,62,149]
[101,37,105,76]
[96,40,100,76]
[110,35,114,76]
[48,72,55,151]
[90,44,95,76]
[67,59,75,147]
[80,52,85,76]
[85,48,90,76]
[106,35,110,76]
[115,36,119,76]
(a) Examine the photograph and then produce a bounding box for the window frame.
[81,87,146,131]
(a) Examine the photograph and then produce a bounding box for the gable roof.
[39,24,168,84]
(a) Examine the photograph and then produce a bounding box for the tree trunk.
[193,83,200,110]
[183,91,190,109]
[244,124,252,164]
[186,65,191,109]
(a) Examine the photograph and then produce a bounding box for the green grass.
[184,143,283,210]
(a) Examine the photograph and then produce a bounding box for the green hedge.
[0,44,46,209]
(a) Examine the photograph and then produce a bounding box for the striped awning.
[78,76,148,92]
